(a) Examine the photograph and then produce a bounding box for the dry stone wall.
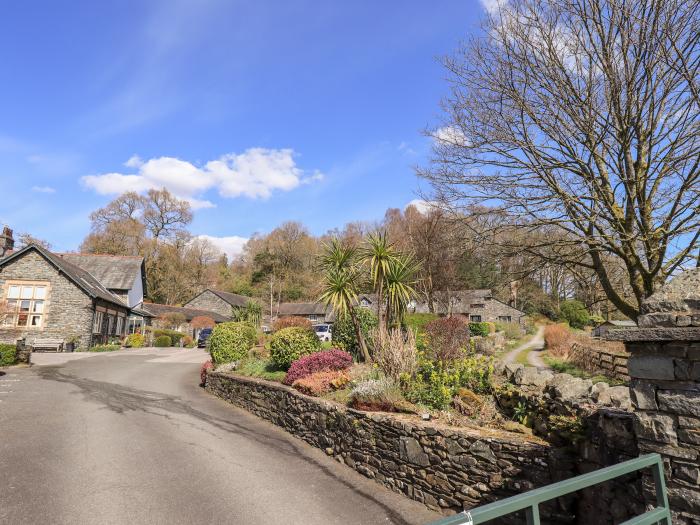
[206,371,554,515]
[568,342,630,383]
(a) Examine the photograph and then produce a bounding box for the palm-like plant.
[384,252,420,328]
[360,231,396,329]
[318,239,371,362]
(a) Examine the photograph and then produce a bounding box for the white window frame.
[2,281,49,328]
[93,311,104,334]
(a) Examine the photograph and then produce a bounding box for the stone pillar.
[15,338,31,364]
[610,270,700,524]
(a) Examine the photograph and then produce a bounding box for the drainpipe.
[89,299,96,349]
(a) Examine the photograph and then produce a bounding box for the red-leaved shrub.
[200,360,213,386]
[425,315,470,362]
[292,370,350,396]
[544,324,573,357]
[273,316,313,332]
[283,349,353,385]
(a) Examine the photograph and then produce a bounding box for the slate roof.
[277,302,332,316]
[597,320,637,328]
[204,289,250,308]
[142,302,230,323]
[57,253,145,292]
[0,244,127,308]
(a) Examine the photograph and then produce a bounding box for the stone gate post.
[610,270,700,524]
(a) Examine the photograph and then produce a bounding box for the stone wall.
[0,251,94,349]
[206,371,555,515]
[184,291,232,319]
[568,342,630,383]
[607,268,700,524]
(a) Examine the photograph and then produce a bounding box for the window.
[93,311,104,334]
[470,303,485,309]
[107,315,115,335]
[116,317,124,336]
[2,283,47,328]
[359,298,370,308]
[498,316,512,323]
[470,315,482,322]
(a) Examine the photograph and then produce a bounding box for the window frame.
[470,314,483,323]
[2,281,49,329]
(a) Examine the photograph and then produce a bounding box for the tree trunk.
[350,307,371,362]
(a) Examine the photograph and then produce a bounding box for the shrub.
[183,335,194,348]
[495,321,522,340]
[559,300,590,329]
[283,348,353,385]
[268,326,321,369]
[292,369,350,396]
[235,357,286,382]
[469,322,490,337]
[200,360,213,386]
[209,322,257,365]
[544,324,573,357]
[404,355,494,410]
[403,313,439,333]
[91,344,121,352]
[332,308,378,358]
[152,328,186,344]
[124,333,145,348]
[154,335,172,347]
[424,315,470,363]
[273,316,312,332]
[349,378,404,412]
[191,315,215,329]
[372,327,419,381]
[0,344,17,366]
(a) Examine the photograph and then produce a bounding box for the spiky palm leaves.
[318,239,372,362]
[360,231,395,328]
[384,252,420,327]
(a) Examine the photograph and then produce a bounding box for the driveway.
[501,326,547,368]
[0,348,439,525]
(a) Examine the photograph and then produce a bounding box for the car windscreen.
[315,326,329,332]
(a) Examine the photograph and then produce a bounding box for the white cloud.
[31,185,56,194]
[433,126,470,147]
[480,0,503,14]
[197,234,249,259]
[405,199,438,214]
[81,148,323,209]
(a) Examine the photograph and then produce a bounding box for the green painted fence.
[429,453,670,525]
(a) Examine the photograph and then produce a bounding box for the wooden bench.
[31,338,64,352]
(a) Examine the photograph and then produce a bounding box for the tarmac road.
[0,348,439,525]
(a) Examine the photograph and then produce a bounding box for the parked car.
[261,324,272,334]
[197,328,213,348]
[313,323,332,342]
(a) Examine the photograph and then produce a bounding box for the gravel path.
[501,325,547,367]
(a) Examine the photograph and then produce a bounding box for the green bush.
[91,344,121,352]
[469,322,490,337]
[209,322,257,365]
[152,329,186,344]
[0,344,17,366]
[332,308,377,358]
[268,326,321,369]
[403,313,439,333]
[559,300,590,329]
[403,355,494,410]
[124,333,145,348]
[154,335,172,347]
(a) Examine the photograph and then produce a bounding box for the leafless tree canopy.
[420,0,700,318]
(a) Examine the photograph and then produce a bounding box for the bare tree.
[421,0,700,318]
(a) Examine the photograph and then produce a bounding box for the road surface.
[501,326,547,368]
[0,348,439,525]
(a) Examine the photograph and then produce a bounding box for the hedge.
[469,322,490,338]
[0,344,17,366]
[152,328,186,344]
[209,322,257,365]
[154,335,172,347]
[91,344,122,352]
[268,326,321,369]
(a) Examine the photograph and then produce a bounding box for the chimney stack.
[0,226,14,258]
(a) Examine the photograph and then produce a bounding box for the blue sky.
[0,0,487,257]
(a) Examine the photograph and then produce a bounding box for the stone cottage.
[408,289,526,324]
[184,288,250,318]
[142,302,230,339]
[0,244,130,349]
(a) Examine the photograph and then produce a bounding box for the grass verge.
[542,353,624,385]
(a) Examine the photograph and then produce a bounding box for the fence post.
[610,269,700,525]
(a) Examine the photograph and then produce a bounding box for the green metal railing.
[429,453,670,525]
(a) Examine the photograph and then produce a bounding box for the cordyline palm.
[360,231,397,330]
[318,239,372,362]
[384,253,421,328]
